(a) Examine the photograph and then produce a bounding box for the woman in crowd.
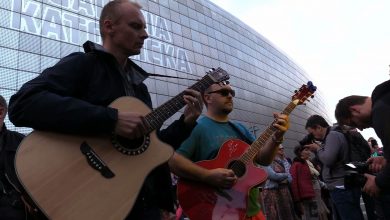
[262,145,297,220]
[290,145,329,220]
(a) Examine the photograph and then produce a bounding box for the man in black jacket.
[8,1,204,219]
[0,95,27,219]
[335,80,390,218]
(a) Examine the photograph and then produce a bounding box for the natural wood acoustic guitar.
[15,68,229,220]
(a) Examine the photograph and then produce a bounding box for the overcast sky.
[209,0,390,145]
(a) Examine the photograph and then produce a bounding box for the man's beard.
[220,107,232,115]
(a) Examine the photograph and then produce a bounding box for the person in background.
[261,144,297,220]
[290,145,329,220]
[368,137,382,157]
[335,82,390,200]
[280,144,293,166]
[363,137,382,220]
[304,115,364,220]
[0,95,38,219]
[335,80,390,219]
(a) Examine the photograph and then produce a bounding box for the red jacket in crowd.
[290,159,316,202]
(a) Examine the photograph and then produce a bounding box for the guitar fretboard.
[144,68,226,132]
[238,101,298,166]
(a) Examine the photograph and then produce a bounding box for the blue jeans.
[330,187,364,220]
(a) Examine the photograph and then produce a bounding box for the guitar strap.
[227,121,253,145]
[148,73,200,81]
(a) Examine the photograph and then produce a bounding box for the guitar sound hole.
[110,134,150,156]
[227,160,246,177]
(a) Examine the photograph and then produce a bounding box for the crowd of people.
[0,0,389,219]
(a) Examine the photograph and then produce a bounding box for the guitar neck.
[144,75,214,132]
[240,100,298,163]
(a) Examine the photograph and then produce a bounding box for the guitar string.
[232,92,314,169]
[145,75,215,130]
[146,78,204,128]
[143,70,210,129]
[144,74,218,132]
[164,77,210,113]
[228,100,301,174]
[150,76,213,127]
[246,104,295,161]
[229,102,295,174]
[148,69,225,127]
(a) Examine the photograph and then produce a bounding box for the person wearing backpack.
[304,115,364,220]
[335,80,390,219]
[337,126,379,220]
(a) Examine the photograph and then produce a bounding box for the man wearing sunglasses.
[169,82,289,220]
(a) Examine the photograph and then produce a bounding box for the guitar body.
[15,97,173,220]
[177,139,268,220]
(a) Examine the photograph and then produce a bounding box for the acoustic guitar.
[177,82,316,220]
[15,68,229,220]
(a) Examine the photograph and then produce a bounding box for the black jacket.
[371,80,390,190]
[9,41,195,213]
[0,124,24,193]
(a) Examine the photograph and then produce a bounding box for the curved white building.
[0,0,330,154]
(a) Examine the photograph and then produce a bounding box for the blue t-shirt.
[177,116,261,216]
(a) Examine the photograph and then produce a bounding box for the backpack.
[334,126,371,162]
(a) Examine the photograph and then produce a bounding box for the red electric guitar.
[177,82,317,220]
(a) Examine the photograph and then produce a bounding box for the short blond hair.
[99,0,142,39]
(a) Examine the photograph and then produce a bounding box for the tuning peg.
[311,95,315,98]
[294,90,297,93]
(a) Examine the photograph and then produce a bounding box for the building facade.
[0,0,330,154]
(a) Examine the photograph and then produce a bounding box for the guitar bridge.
[80,141,115,179]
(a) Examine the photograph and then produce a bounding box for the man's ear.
[103,19,114,36]
[203,93,211,105]
[349,105,360,116]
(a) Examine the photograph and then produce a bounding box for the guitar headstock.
[292,81,317,105]
[207,67,230,84]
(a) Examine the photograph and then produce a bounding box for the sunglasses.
[208,89,235,97]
